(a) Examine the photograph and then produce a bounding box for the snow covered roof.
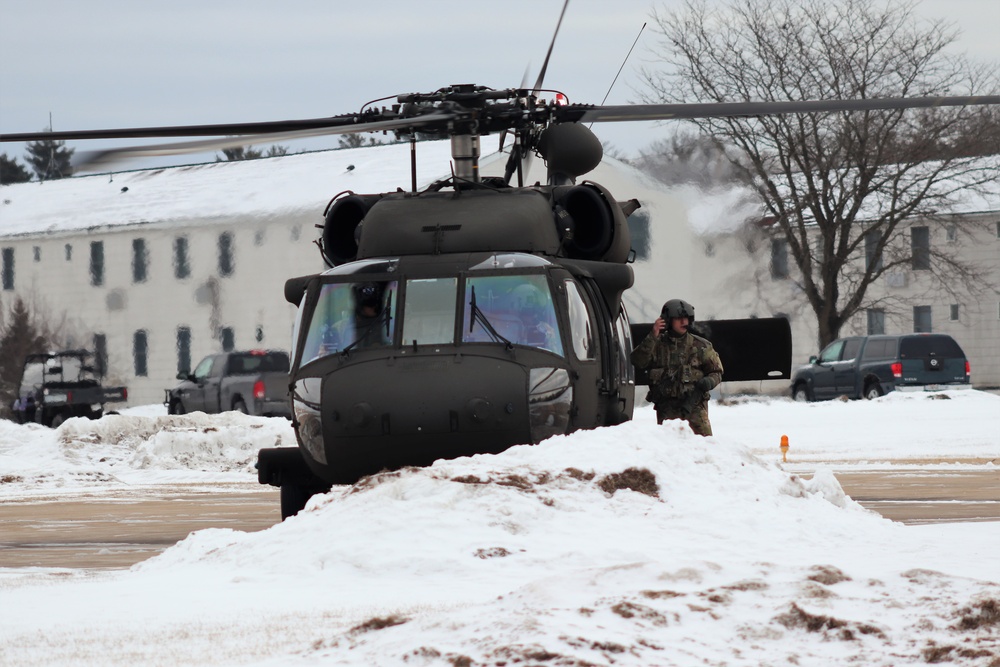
[0,140,458,237]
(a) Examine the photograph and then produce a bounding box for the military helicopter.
[4,14,999,519]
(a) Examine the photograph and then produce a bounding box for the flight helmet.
[661,299,695,322]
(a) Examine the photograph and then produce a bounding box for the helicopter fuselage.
[285,250,635,486]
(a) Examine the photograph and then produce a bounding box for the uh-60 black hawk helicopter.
[5,29,998,519]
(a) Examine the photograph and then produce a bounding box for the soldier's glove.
[694,377,714,393]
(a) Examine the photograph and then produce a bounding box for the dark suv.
[791,333,971,402]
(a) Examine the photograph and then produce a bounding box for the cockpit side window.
[300,280,398,364]
[463,274,564,356]
[564,280,595,360]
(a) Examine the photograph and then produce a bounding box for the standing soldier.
[630,299,724,436]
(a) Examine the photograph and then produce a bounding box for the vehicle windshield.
[463,274,564,356]
[301,280,399,364]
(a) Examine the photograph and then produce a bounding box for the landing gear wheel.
[864,382,883,400]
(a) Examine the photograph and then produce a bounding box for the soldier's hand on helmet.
[652,317,666,337]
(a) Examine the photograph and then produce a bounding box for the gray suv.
[791,333,971,402]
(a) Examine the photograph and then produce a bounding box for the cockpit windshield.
[298,271,565,366]
[301,280,398,364]
[463,274,564,356]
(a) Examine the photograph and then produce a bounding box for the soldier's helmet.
[353,282,383,316]
[661,298,695,322]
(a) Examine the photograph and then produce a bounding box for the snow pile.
[0,411,295,495]
[0,391,997,665]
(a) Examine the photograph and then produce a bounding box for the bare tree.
[640,0,1000,347]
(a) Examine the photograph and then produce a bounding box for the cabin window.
[1,247,13,290]
[133,330,148,377]
[463,274,563,356]
[132,238,148,283]
[564,280,595,360]
[90,241,104,286]
[301,280,398,364]
[174,237,190,279]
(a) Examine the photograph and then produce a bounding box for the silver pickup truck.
[165,350,291,418]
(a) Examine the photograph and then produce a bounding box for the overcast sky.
[2,0,999,169]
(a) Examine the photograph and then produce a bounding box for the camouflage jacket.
[630,330,724,404]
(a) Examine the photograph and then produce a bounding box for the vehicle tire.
[50,412,67,428]
[864,382,883,400]
[280,482,312,520]
[233,399,248,414]
[792,383,812,403]
[168,400,185,415]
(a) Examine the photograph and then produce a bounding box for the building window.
[33,246,41,262]
[867,309,885,335]
[913,305,932,333]
[770,238,788,279]
[221,327,235,352]
[132,238,148,283]
[1,247,13,290]
[996,221,1000,238]
[911,226,930,270]
[173,237,191,279]
[255,325,264,343]
[950,304,960,321]
[133,330,148,377]
[865,229,883,272]
[65,244,72,261]
[704,241,715,257]
[218,232,234,277]
[946,225,958,243]
[177,327,192,375]
[627,210,651,261]
[290,225,301,241]
[90,241,105,286]
[93,334,108,376]
[254,230,265,246]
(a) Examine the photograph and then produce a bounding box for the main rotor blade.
[532,0,570,94]
[0,111,453,144]
[57,113,454,171]
[569,96,1000,123]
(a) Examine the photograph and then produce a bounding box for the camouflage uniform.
[630,329,724,436]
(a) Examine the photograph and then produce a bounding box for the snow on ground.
[0,390,998,666]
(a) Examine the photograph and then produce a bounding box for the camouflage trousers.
[655,400,713,437]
